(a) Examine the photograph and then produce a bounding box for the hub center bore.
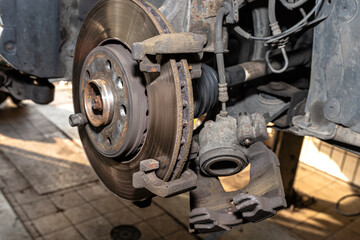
[84,79,115,127]
[79,44,148,159]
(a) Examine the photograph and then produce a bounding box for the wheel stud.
[69,113,88,127]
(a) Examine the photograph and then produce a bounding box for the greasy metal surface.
[159,0,191,32]
[133,159,197,198]
[190,0,223,52]
[225,61,267,87]
[199,115,248,177]
[190,142,286,233]
[237,113,268,146]
[225,48,312,87]
[132,33,204,60]
[256,82,309,128]
[80,44,147,158]
[189,168,243,233]
[227,88,289,125]
[73,0,193,201]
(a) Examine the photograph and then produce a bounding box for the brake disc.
[72,0,193,201]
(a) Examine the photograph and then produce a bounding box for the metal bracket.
[237,112,268,146]
[189,142,286,233]
[224,0,244,24]
[1,71,55,104]
[133,159,197,198]
[132,33,205,60]
[138,58,161,73]
[132,33,205,76]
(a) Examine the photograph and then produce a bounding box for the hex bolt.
[69,113,88,127]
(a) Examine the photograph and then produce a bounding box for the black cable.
[233,0,324,44]
[265,0,323,45]
[336,193,360,217]
[266,0,290,73]
[280,0,309,10]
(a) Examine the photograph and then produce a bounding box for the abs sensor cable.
[279,0,310,10]
[233,0,324,45]
[265,0,289,73]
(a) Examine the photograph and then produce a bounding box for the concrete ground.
[0,82,359,240]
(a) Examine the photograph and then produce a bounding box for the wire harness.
[233,0,324,46]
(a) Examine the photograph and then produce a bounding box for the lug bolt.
[69,113,88,127]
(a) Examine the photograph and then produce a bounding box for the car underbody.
[0,0,359,234]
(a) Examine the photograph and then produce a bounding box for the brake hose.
[280,0,310,10]
[214,6,230,117]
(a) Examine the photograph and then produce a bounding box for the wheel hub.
[80,44,147,159]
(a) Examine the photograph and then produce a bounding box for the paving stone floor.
[0,148,192,240]
[0,82,359,240]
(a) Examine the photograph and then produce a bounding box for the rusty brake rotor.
[72,0,193,201]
